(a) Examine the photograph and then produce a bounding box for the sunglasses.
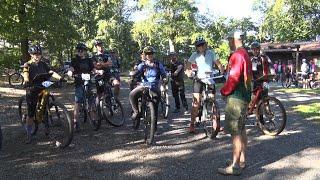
[196,43,205,47]
[31,53,41,56]
[77,49,85,53]
[145,52,154,55]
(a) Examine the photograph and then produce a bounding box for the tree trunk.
[18,1,29,63]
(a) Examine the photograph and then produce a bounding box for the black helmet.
[76,43,87,50]
[194,37,206,46]
[251,41,261,49]
[94,39,103,46]
[28,45,42,55]
[143,46,156,54]
[169,52,177,56]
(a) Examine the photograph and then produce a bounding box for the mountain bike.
[132,83,157,145]
[160,71,170,119]
[95,72,125,127]
[18,73,73,148]
[190,64,222,139]
[309,72,320,89]
[74,73,102,131]
[248,75,286,135]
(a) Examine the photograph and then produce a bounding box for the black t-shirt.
[26,59,51,85]
[169,61,184,81]
[71,55,94,86]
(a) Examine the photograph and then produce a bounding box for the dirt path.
[0,80,319,179]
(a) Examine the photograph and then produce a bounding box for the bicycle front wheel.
[47,101,73,148]
[256,96,286,136]
[87,102,101,131]
[143,101,156,145]
[204,100,220,139]
[103,98,125,127]
[9,72,23,88]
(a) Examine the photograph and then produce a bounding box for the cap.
[227,30,244,39]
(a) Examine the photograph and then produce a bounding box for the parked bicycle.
[248,75,287,135]
[95,71,125,127]
[18,73,73,148]
[190,64,222,139]
[74,73,102,131]
[309,72,320,89]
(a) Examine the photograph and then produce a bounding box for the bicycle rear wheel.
[256,96,286,135]
[9,72,23,88]
[103,98,125,127]
[203,100,220,139]
[47,101,73,148]
[18,95,38,135]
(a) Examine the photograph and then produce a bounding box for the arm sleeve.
[44,62,51,72]
[159,63,167,78]
[188,53,196,63]
[89,58,94,71]
[220,53,244,96]
[175,64,183,74]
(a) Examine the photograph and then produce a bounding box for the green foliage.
[257,0,320,42]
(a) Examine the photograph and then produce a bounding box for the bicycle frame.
[248,86,264,115]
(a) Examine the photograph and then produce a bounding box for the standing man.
[218,30,252,176]
[185,37,225,133]
[168,52,188,114]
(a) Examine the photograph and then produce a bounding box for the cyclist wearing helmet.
[107,48,121,98]
[92,40,112,96]
[129,46,167,141]
[67,43,96,131]
[250,41,274,90]
[185,36,225,133]
[129,49,145,91]
[22,45,65,143]
[301,58,310,89]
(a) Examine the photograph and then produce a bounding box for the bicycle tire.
[86,103,101,131]
[256,96,286,135]
[143,102,156,145]
[160,91,169,119]
[18,95,38,135]
[9,72,24,88]
[47,101,73,148]
[203,100,220,139]
[103,98,125,127]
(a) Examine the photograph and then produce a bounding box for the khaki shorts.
[224,97,248,135]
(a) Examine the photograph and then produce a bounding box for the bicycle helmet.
[76,43,87,50]
[251,41,261,49]
[28,45,42,54]
[94,39,103,46]
[194,37,206,46]
[143,46,156,54]
[302,58,307,63]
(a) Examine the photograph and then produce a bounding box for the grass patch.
[277,88,320,95]
[293,102,320,122]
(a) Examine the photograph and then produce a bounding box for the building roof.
[261,41,320,52]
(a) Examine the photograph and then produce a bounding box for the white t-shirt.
[188,49,218,78]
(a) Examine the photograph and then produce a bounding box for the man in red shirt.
[218,30,252,176]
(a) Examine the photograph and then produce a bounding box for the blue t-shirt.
[188,49,219,78]
[137,60,166,88]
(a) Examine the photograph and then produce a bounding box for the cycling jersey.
[70,55,94,86]
[188,49,218,79]
[136,60,166,89]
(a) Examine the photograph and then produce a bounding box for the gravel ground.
[0,80,319,180]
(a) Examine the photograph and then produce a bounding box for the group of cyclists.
[21,31,279,175]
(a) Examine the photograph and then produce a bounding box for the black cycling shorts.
[26,88,42,118]
[193,79,215,94]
